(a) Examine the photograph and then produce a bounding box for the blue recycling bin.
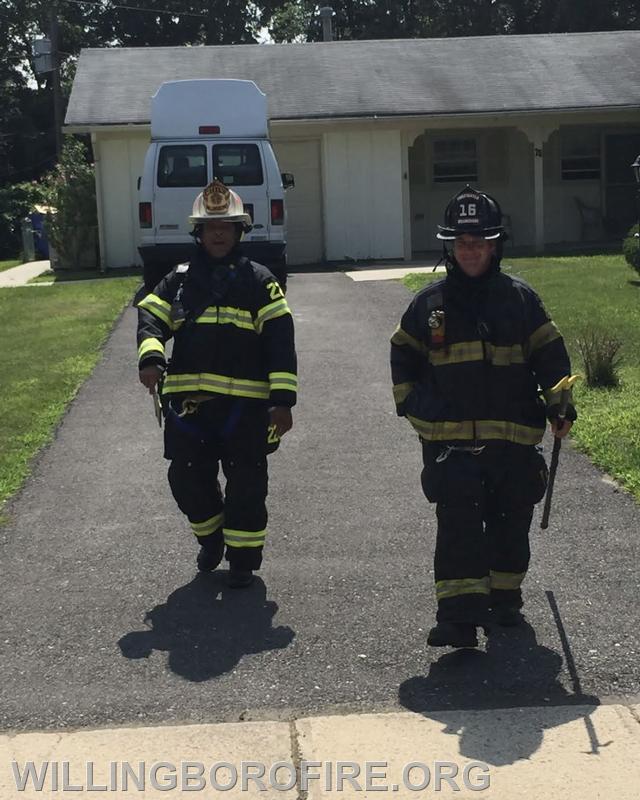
[29,211,49,258]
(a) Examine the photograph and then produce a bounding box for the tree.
[262,0,640,42]
[39,136,97,269]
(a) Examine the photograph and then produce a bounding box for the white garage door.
[272,139,323,265]
[96,134,149,268]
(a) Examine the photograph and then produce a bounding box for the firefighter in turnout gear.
[390,186,575,648]
[137,180,297,588]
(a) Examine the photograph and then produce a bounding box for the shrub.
[40,138,98,270]
[622,223,640,274]
[576,328,623,388]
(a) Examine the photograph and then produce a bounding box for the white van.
[138,79,293,290]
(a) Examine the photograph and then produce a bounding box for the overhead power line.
[58,0,211,19]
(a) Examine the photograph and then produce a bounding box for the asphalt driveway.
[1,271,639,732]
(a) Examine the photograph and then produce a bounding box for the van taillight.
[139,202,152,228]
[243,203,254,222]
[270,199,284,226]
[199,125,220,134]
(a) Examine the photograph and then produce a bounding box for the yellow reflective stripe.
[138,337,164,361]
[138,294,173,327]
[406,416,544,445]
[393,382,415,404]
[488,344,525,366]
[269,371,298,392]
[430,341,483,365]
[255,298,291,333]
[223,528,266,548]
[191,512,224,537]
[526,321,561,358]
[429,341,525,367]
[194,306,255,332]
[490,570,526,590]
[163,373,270,400]
[436,577,490,601]
[390,325,428,356]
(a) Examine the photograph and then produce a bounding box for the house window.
[561,130,600,181]
[433,139,478,183]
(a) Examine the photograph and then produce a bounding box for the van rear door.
[153,142,208,243]
[212,141,270,242]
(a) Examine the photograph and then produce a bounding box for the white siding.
[323,130,404,261]
[95,133,149,268]
[272,139,323,264]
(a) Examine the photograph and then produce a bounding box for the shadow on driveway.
[118,573,295,682]
[399,622,602,766]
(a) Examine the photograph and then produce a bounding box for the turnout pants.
[164,397,278,571]
[421,442,548,625]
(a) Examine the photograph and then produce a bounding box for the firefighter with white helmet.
[390,185,576,647]
[136,180,297,588]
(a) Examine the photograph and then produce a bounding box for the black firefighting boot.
[427,622,478,648]
[491,606,525,627]
[227,568,254,589]
[490,589,525,627]
[196,531,224,572]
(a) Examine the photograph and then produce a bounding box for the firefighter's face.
[201,220,237,259]
[453,234,496,277]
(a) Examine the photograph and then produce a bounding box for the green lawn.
[403,255,640,501]
[0,278,139,519]
[30,267,143,283]
[0,259,21,273]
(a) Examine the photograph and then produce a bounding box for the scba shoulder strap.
[168,264,189,326]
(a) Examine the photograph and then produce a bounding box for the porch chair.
[574,197,602,241]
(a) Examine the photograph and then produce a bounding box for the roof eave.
[65,103,640,133]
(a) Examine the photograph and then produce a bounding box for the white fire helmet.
[188,179,252,232]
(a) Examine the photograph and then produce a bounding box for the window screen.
[561,130,600,181]
[157,145,207,188]
[433,139,478,183]
[213,144,263,186]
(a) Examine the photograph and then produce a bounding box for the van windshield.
[158,145,207,187]
[213,144,263,186]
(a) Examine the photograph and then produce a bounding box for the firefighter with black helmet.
[137,179,297,588]
[390,185,575,647]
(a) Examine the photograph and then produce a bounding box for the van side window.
[213,144,264,187]
[158,145,207,187]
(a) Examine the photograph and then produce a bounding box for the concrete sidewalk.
[346,264,446,282]
[2,706,639,798]
[0,260,51,287]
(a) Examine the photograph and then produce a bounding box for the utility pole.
[49,7,63,156]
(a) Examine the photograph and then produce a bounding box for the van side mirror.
[137,176,141,191]
[281,172,295,190]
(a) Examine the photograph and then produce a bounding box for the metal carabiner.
[178,398,200,417]
[436,446,453,463]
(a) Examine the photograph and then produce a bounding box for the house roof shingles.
[65,31,640,127]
